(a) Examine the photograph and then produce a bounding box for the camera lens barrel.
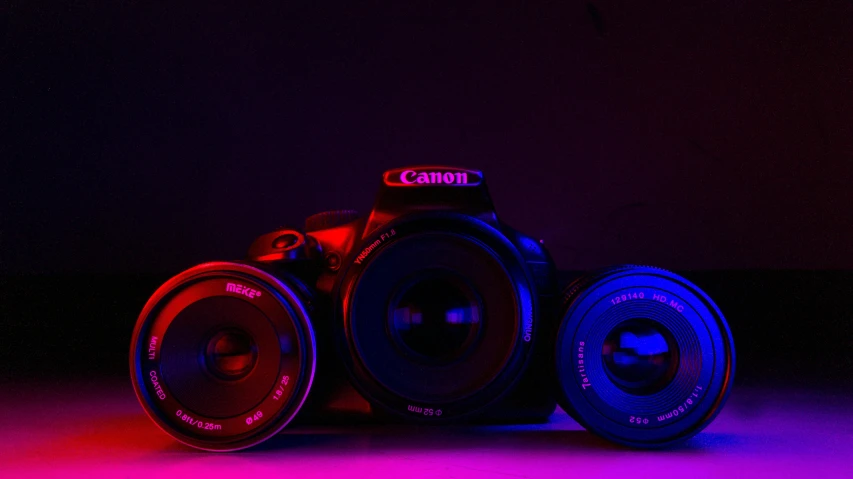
[129,262,316,451]
[334,213,540,421]
[555,266,734,447]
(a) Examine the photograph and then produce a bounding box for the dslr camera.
[130,166,734,451]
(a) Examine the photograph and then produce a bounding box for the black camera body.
[247,166,558,423]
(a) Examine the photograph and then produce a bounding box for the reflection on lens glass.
[204,329,258,380]
[390,276,481,362]
[602,319,679,395]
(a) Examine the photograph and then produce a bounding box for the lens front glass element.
[389,274,482,363]
[602,319,679,395]
[204,328,259,380]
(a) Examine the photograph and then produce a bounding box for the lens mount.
[129,262,316,451]
[334,212,538,421]
[555,266,734,447]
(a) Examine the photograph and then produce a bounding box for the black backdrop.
[2,2,852,385]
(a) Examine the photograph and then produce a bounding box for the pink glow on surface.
[1,379,852,478]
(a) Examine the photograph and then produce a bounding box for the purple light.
[1,382,851,478]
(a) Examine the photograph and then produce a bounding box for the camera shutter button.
[305,210,360,232]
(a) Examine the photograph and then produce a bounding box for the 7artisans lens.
[555,266,734,448]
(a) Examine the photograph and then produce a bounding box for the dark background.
[1,2,852,386]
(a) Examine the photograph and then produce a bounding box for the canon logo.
[226,282,262,299]
[400,170,469,185]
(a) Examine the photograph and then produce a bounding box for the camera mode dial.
[248,228,317,263]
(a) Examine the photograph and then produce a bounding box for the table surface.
[1,378,851,478]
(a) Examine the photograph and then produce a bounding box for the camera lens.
[602,319,679,395]
[335,214,538,420]
[130,262,316,451]
[389,273,482,363]
[555,266,734,448]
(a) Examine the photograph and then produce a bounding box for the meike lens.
[555,266,734,447]
[334,213,538,420]
[129,262,316,451]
